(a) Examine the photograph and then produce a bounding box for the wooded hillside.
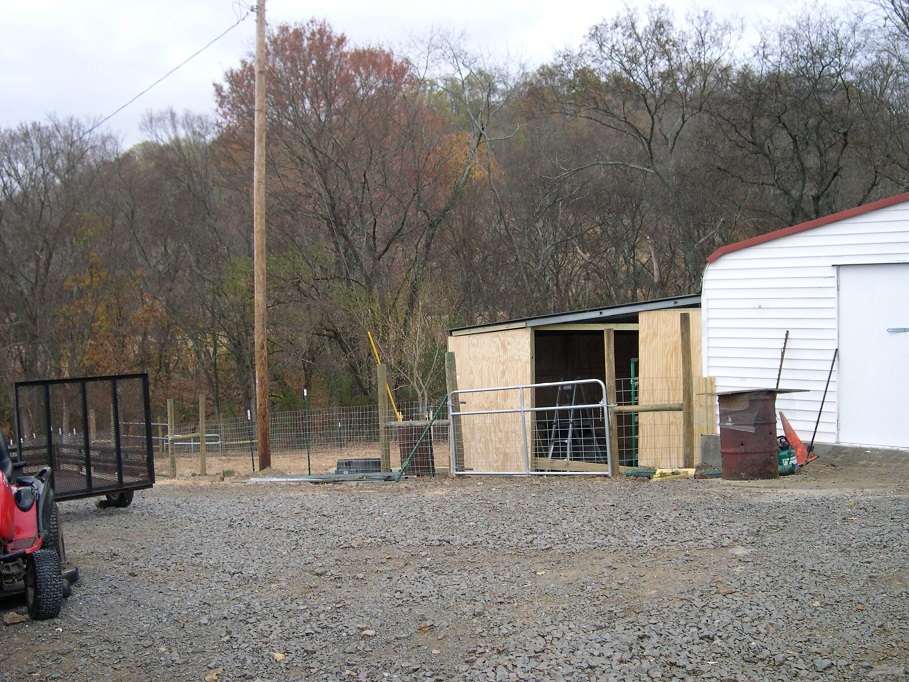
[2,3,907,422]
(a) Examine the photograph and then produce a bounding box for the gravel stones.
[1,463,907,681]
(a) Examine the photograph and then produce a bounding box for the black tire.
[25,549,63,620]
[104,491,134,508]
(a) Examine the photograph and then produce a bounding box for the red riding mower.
[0,438,77,620]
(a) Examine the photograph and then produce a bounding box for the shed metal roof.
[449,294,701,336]
[706,192,909,264]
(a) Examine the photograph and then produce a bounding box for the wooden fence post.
[378,364,390,472]
[445,352,464,475]
[167,398,176,477]
[199,394,207,476]
[604,329,620,476]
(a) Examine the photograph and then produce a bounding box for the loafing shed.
[701,192,909,450]
[447,295,717,474]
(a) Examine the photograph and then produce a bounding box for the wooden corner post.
[604,329,620,476]
[680,313,695,469]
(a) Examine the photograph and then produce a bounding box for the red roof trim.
[706,192,909,263]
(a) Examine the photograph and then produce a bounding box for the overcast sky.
[2,0,834,148]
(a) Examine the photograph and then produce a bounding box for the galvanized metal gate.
[448,379,612,475]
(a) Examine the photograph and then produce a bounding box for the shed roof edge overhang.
[706,192,909,264]
[449,294,701,337]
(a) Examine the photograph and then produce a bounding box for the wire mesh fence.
[155,376,717,478]
[155,399,450,477]
[614,376,717,470]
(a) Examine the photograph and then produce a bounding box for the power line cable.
[83,5,254,140]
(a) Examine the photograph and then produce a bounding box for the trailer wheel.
[104,491,134,508]
[25,549,63,620]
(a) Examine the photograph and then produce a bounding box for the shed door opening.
[533,330,639,466]
[533,331,608,468]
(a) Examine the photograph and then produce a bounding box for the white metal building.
[701,193,909,449]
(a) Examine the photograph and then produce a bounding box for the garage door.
[838,263,909,447]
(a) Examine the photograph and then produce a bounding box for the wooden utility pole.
[253,0,271,469]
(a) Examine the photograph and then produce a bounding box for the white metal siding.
[702,200,909,446]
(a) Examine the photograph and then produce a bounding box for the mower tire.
[26,549,63,620]
[45,503,64,556]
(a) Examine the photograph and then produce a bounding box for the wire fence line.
[154,399,450,476]
[153,375,717,476]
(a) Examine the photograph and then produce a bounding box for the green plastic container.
[778,445,798,476]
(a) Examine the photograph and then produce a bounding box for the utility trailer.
[13,373,155,506]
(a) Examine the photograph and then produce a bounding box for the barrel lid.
[714,388,807,396]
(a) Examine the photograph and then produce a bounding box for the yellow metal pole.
[368,332,402,421]
[367,331,382,364]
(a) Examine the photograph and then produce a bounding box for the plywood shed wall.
[447,328,533,472]
[637,310,715,469]
[447,302,705,474]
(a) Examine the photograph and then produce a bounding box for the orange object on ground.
[780,411,815,466]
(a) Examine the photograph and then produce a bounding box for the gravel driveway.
[1,458,907,682]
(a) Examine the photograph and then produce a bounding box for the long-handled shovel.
[809,348,838,454]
